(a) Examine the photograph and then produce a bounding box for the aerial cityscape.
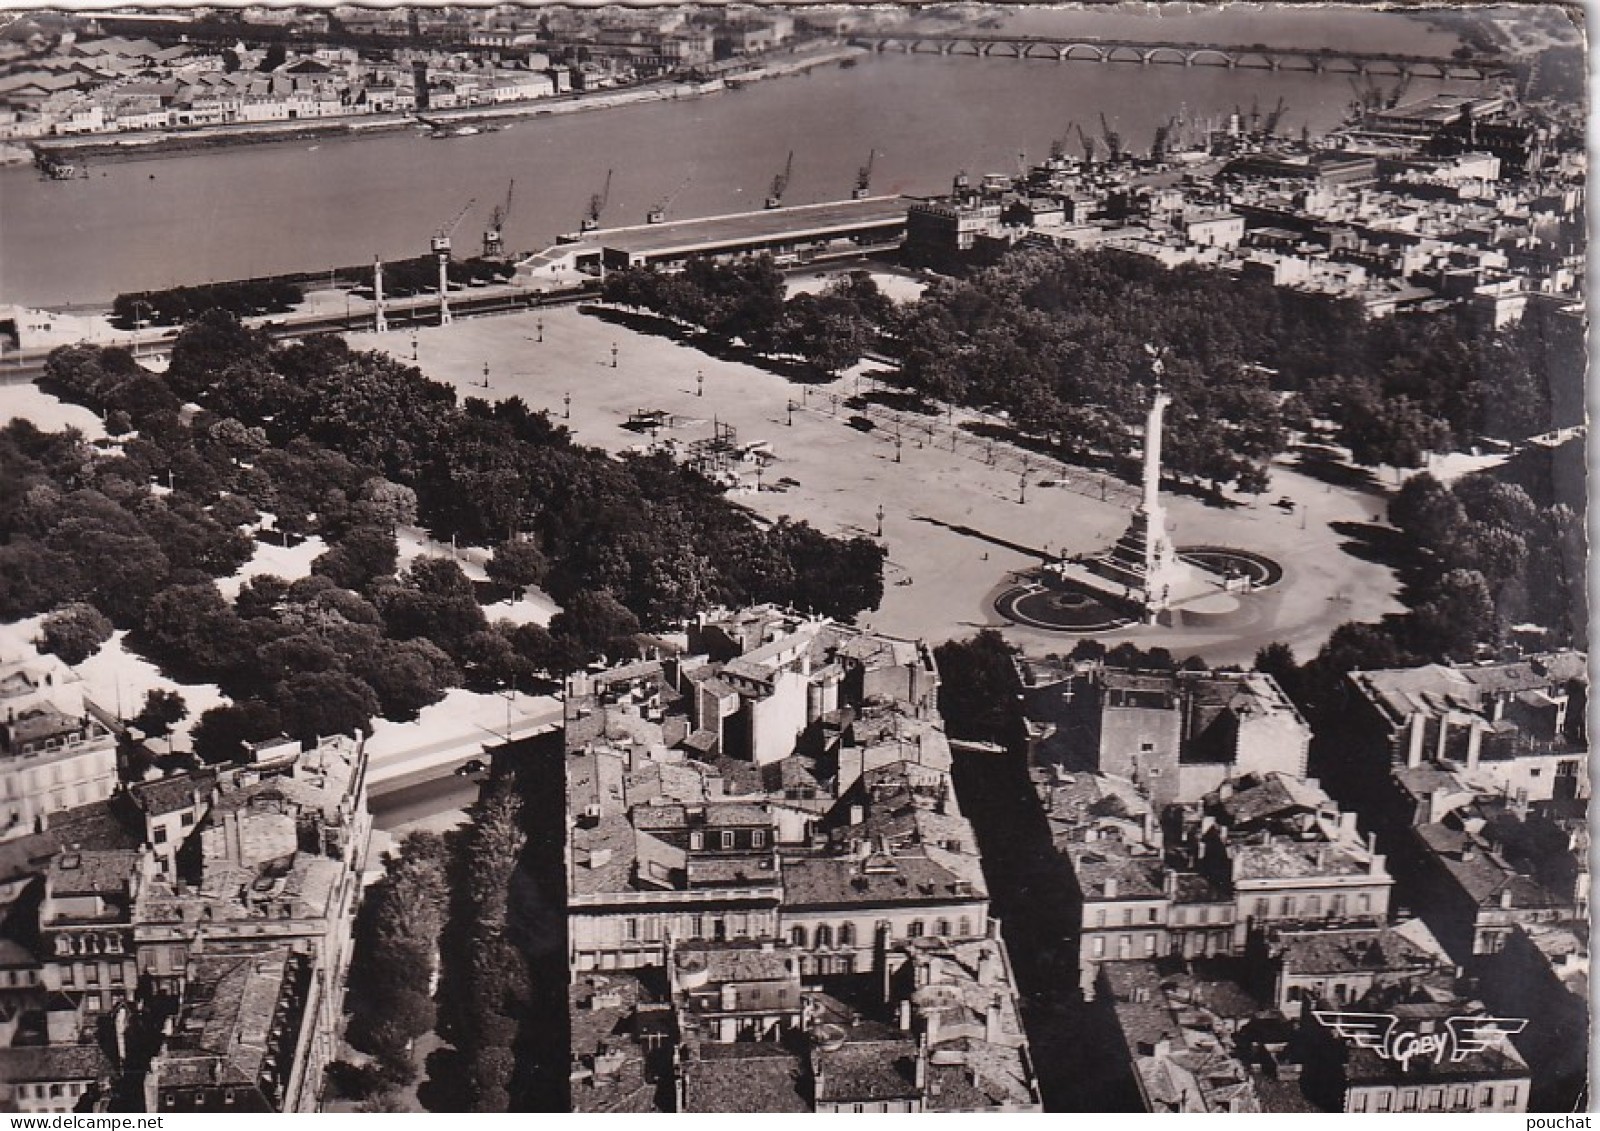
[0,0,1587,1116]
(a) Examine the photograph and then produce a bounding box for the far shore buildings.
[563,606,1041,1112]
[0,733,372,1114]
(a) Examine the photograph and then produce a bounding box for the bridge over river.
[849,33,1508,80]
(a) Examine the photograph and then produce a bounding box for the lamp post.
[563,392,571,420]
[537,318,544,343]
[610,342,618,369]
[411,334,418,362]
[894,431,902,464]
[697,369,704,398]
[481,362,491,388]
[787,400,796,427]
[1019,471,1028,504]
[875,504,885,538]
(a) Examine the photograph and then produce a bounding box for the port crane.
[1151,116,1176,162]
[580,169,612,234]
[852,148,877,200]
[432,197,475,259]
[1262,97,1289,138]
[1072,121,1096,165]
[483,180,515,258]
[1099,112,1123,163]
[432,197,474,326]
[647,175,692,224]
[765,150,793,210]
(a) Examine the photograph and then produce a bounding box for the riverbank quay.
[29,41,865,165]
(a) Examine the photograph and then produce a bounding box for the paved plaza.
[357,303,1405,665]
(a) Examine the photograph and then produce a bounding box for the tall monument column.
[373,256,388,334]
[1141,384,1171,582]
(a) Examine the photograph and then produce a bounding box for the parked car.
[454,758,487,776]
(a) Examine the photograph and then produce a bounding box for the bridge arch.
[1186,48,1234,67]
[1060,42,1106,62]
[1233,51,1277,69]
[1144,46,1188,65]
[1105,44,1147,64]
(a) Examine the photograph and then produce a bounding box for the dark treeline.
[606,247,1581,496]
[333,831,451,1106]
[429,780,530,1111]
[892,247,1579,490]
[111,279,301,329]
[110,257,514,329]
[602,258,891,377]
[4,312,882,758]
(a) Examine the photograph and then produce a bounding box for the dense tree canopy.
[9,312,886,758]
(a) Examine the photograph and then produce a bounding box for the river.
[0,5,1480,308]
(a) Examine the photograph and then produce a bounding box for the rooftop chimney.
[977,945,996,987]
[985,997,1003,1043]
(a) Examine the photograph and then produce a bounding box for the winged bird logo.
[1445,1015,1529,1061]
[1313,1011,1527,1070]
[1313,1011,1396,1052]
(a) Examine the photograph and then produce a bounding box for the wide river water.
[0,5,1481,308]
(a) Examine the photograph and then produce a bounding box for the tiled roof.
[703,802,770,827]
[815,1038,918,1103]
[675,940,796,985]
[781,852,984,910]
[49,848,140,897]
[0,1042,111,1083]
[131,771,214,816]
[155,949,300,1097]
[570,815,637,896]
[1231,839,1370,881]
[681,1043,808,1112]
[1218,774,1328,828]
[1069,845,1165,900]
[1276,926,1444,976]
[1414,823,1564,909]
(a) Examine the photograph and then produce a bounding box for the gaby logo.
[1314,1011,1528,1071]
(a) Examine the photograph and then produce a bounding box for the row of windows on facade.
[619,917,972,946]
[1091,932,1163,960]
[1351,1083,1520,1112]
[151,811,197,843]
[58,961,128,986]
[17,729,98,756]
[53,932,125,956]
[162,1086,247,1107]
[687,829,765,850]
[5,780,107,813]
[12,1081,89,1102]
[1094,892,1375,929]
